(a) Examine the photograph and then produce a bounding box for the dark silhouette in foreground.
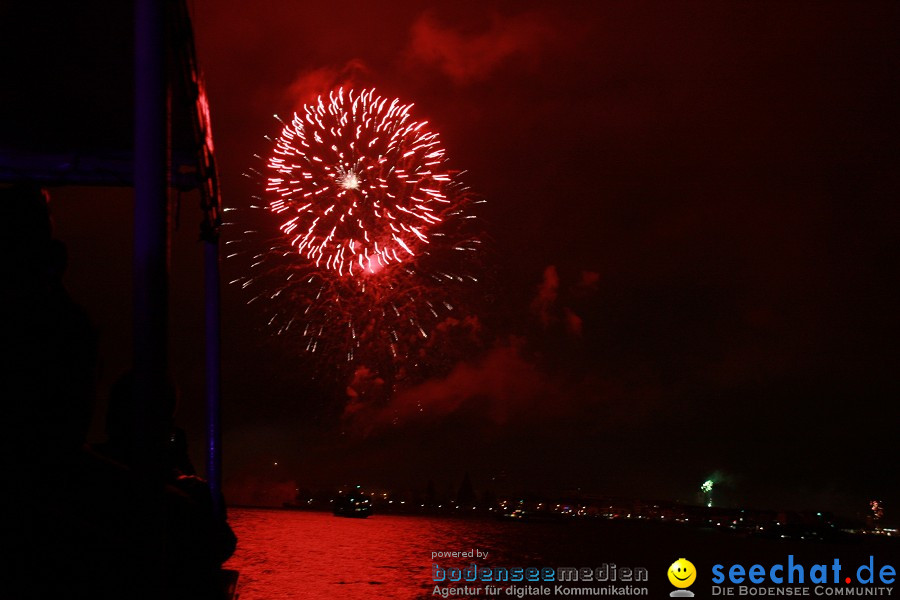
[1,185,235,599]
[95,372,237,571]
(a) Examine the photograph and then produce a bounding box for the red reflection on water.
[226,508,485,599]
[227,508,569,599]
[226,507,900,600]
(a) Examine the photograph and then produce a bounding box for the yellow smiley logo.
[668,558,696,588]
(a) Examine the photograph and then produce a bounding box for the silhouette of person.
[94,372,238,569]
[0,184,151,597]
[96,373,190,479]
[0,185,234,599]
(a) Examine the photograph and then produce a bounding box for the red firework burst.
[267,88,456,278]
[229,88,483,381]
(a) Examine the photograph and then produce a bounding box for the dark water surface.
[224,508,899,600]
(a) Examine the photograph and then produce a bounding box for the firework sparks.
[230,88,483,382]
[267,88,455,278]
[701,479,714,507]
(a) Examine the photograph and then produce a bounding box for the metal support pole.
[134,1,168,592]
[134,0,168,460]
[204,235,223,517]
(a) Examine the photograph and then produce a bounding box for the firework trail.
[228,88,484,384]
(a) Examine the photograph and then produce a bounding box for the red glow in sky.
[188,0,899,510]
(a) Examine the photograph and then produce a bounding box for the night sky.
[55,1,900,516]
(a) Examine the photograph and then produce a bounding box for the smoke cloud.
[284,59,371,109]
[407,11,556,84]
